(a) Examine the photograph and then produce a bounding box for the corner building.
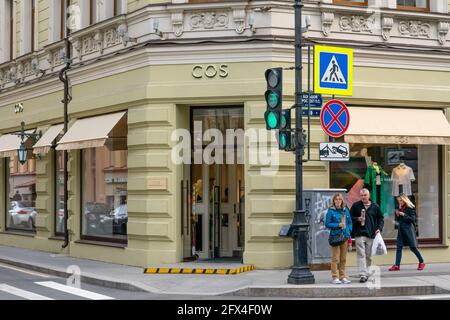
[0,0,450,269]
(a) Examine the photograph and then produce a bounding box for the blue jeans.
[395,232,424,266]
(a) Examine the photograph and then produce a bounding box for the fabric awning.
[56,112,126,151]
[14,179,36,188]
[33,124,64,154]
[344,107,450,145]
[0,130,35,158]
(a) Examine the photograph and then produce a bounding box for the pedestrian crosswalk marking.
[0,284,54,300]
[321,55,346,84]
[36,281,114,300]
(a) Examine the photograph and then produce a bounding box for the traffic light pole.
[287,0,315,285]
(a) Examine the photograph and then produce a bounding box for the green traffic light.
[266,91,280,109]
[279,133,287,148]
[265,111,279,129]
[281,113,287,129]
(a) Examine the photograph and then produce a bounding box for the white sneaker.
[332,279,342,284]
[341,278,351,284]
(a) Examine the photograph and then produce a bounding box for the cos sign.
[192,64,228,79]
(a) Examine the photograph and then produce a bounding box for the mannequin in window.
[360,147,372,167]
[193,179,203,202]
[391,162,415,197]
[364,161,388,215]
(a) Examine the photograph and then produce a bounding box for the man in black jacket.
[350,188,384,283]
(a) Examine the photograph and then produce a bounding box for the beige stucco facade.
[0,1,450,269]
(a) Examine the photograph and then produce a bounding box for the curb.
[1,256,449,298]
[0,257,147,292]
[223,285,450,298]
[143,265,255,275]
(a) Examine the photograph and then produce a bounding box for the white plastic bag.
[371,233,387,256]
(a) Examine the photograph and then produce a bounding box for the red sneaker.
[388,265,400,271]
[418,263,425,271]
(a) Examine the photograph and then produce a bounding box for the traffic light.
[278,109,292,150]
[264,68,282,130]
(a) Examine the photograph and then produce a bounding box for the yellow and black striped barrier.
[144,265,255,275]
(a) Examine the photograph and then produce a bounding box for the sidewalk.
[1,245,450,298]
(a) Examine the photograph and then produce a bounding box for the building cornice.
[1,0,450,95]
[2,39,450,108]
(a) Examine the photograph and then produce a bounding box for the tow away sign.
[319,142,349,161]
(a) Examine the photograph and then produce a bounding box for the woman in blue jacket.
[326,193,353,284]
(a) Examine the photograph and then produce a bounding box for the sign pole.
[288,0,315,285]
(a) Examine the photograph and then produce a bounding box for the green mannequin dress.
[364,163,390,216]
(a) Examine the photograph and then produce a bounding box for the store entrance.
[191,107,244,260]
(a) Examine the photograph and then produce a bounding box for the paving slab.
[1,245,450,298]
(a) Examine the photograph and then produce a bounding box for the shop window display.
[55,149,65,235]
[6,156,37,232]
[330,144,440,241]
[81,142,128,242]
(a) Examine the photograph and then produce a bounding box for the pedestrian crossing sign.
[314,45,353,96]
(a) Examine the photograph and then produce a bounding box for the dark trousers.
[395,231,424,266]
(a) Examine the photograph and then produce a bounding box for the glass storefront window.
[81,140,128,242]
[330,144,440,241]
[333,0,368,6]
[192,164,203,204]
[397,0,428,9]
[55,149,65,235]
[6,156,37,232]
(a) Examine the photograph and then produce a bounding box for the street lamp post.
[15,121,41,165]
[287,0,315,285]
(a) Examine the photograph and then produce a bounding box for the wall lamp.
[59,50,72,64]
[248,15,257,34]
[15,121,42,165]
[302,15,311,33]
[152,19,164,38]
[117,24,137,46]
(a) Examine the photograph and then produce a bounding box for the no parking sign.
[320,100,350,138]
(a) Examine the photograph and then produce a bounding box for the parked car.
[56,206,65,233]
[84,202,111,235]
[9,201,36,229]
[100,204,128,235]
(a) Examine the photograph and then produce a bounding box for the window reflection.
[81,141,128,242]
[7,156,37,232]
[55,149,65,235]
[397,0,428,8]
[330,144,440,241]
[192,164,203,203]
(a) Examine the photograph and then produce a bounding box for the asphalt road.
[0,263,285,301]
[0,263,449,301]
[0,263,198,300]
